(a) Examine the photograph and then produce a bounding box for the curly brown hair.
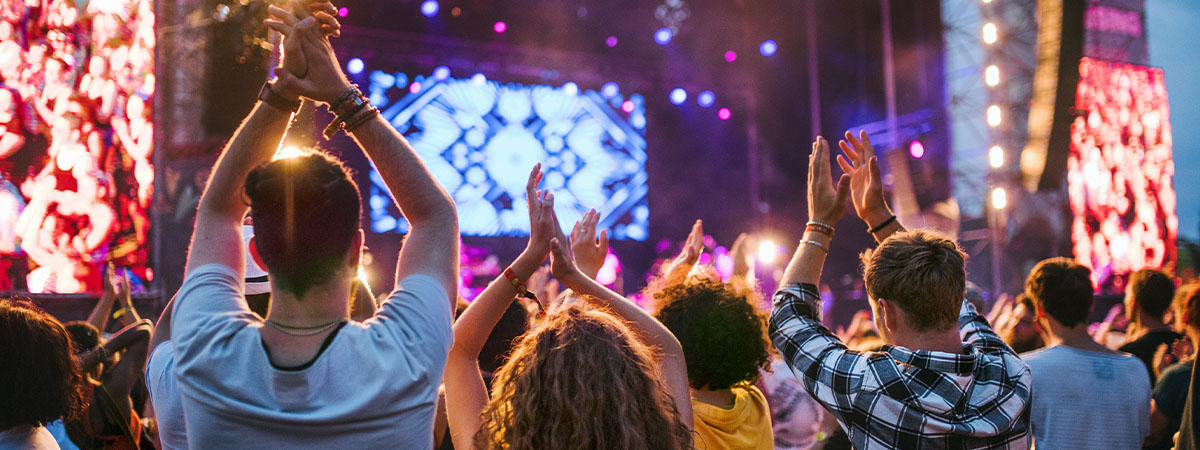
[0,299,86,429]
[652,277,770,390]
[476,303,692,450]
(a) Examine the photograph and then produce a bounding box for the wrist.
[270,78,302,103]
[864,208,894,230]
[321,79,354,105]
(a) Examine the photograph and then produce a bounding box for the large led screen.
[0,0,154,293]
[1068,57,1175,286]
[359,66,650,241]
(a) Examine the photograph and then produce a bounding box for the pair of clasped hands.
[262,1,354,107]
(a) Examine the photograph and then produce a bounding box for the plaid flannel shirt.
[770,283,1032,449]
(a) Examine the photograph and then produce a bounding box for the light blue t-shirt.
[145,342,187,450]
[1022,345,1150,450]
[171,264,453,449]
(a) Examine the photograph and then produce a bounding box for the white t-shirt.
[1022,345,1151,450]
[171,264,453,449]
[0,425,60,450]
[145,342,187,450]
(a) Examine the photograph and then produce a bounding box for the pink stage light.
[606,36,618,47]
[337,7,348,17]
[410,81,422,93]
[909,140,925,158]
[724,51,737,62]
[621,100,635,113]
[718,108,731,120]
[493,21,507,33]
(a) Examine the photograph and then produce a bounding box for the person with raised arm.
[168,5,458,447]
[769,133,1032,449]
[445,164,693,450]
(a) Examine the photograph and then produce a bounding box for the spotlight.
[991,187,1007,209]
[760,40,777,56]
[601,82,619,98]
[433,66,450,80]
[621,100,635,113]
[274,145,304,160]
[493,21,507,33]
[987,105,1002,127]
[337,7,348,17]
[562,82,578,96]
[718,108,731,120]
[420,0,438,17]
[669,88,687,105]
[606,36,618,47]
[989,146,1004,168]
[985,65,1000,87]
[909,140,925,159]
[654,27,672,45]
[347,58,364,75]
[983,22,997,44]
[724,51,737,62]
[758,240,778,263]
[697,90,714,107]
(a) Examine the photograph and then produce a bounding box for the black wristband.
[258,82,301,112]
[868,215,897,234]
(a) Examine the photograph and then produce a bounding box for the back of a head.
[479,303,691,450]
[652,277,770,390]
[478,302,529,374]
[1025,257,1093,327]
[244,150,361,298]
[1128,269,1175,319]
[0,299,85,429]
[63,320,100,352]
[1174,282,1200,332]
[860,230,966,331]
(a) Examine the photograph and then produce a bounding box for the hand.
[297,1,341,37]
[548,210,583,286]
[662,219,704,281]
[524,164,553,256]
[265,7,351,104]
[117,269,132,309]
[808,136,851,225]
[729,233,752,278]
[570,209,609,280]
[102,262,118,299]
[836,130,891,228]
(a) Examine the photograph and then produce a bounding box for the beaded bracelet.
[344,106,380,133]
[805,222,834,237]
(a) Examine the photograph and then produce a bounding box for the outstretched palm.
[835,130,892,228]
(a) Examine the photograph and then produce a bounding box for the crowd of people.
[3,4,1200,450]
[0,0,155,293]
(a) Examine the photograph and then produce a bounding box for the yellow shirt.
[692,385,775,450]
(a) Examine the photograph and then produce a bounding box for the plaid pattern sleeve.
[770,283,1033,449]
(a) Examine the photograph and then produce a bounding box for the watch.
[258,82,301,112]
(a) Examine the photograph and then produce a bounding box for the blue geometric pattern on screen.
[364,72,650,241]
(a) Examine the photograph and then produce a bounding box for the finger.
[844,131,865,163]
[268,4,299,25]
[571,219,582,242]
[584,210,597,243]
[265,19,293,36]
[869,157,881,184]
[836,154,855,175]
[835,174,851,204]
[313,11,339,32]
[817,137,832,182]
[526,163,541,202]
[838,139,860,166]
[598,229,609,251]
[859,130,875,159]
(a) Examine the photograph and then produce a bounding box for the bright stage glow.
[758,240,778,263]
[471,73,487,86]
[760,40,778,56]
[697,91,715,107]
[909,140,925,159]
[989,145,1004,168]
[347,58,365,74]
[724,51,737,62]
[602,82,620,98]
[718,108,732,120]
[433,66,450,80]
[983,23,997,44]
[606,36,619,47]
[363,69,650,240]
[655,27,673,45]
[985,65,1000,87]
[991,187,1007,210]
[987,105,1002,127]
[493,21,507,33]
[409,81,422,93]
[274,146,306,160]
[338,7,348,17]
[420,0,439,17]
[670,88,687,105]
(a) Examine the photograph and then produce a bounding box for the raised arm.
[836,130,904,243]
[86,263,120,332]
[548,215,694,431]
[660,219,704,284]
[445,165,552,449]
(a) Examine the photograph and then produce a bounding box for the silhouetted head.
[0,299,85,429]
[653,277,769,390]
[1025,257,1093,328]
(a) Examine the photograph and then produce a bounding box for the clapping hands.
[264,1,351,104]
[835,130,892,229]
[570,210,609,280]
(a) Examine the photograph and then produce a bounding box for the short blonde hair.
[860,230,966,331]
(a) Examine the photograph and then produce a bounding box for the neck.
[892,327,964,354]
[1045,320,1112,353]
[264,275,352,327]
[1129,313,1170,339]
[691,387,736,408]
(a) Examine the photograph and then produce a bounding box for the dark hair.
[1025,258,1093,327]
[244,150,362,298]
[0,299,85,429]
[64,321,100,351]
[652,278,770,390]
[1174,282,1200,331]
[860,230,967,332]
[1128,269,1175,318]
[479,302,530,374]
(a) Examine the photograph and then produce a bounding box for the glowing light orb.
[697,90,714,107]
[724,51,737,62]
[760,40,778,56]
[983,23,997,44]
[909,140,925,159]
[985,65,1000,87]
[606,36,618,47]
[621,100,635,113]
[758,240,778,263]
[493,21,507,33]
[420,0,438,17]
[654,28,673,45]
[601,82,619,98]
[987,105,1002,127]
[991,187,1007,209]
[989,145,1004,168]
[669,88,687,105]
[718,108,731,120]
[347,58,364,75]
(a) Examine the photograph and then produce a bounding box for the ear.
[248,236,267,272]
[878,298,899,334]
[347,229,364,268]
